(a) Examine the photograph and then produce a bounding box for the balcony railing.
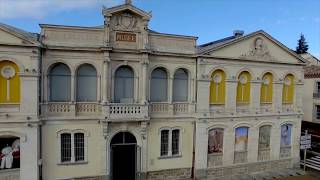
[313,93,320,99]
[107,103,148,120]
[149,103,169,113]
[76,103,101,115]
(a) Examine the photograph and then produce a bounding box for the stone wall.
[147,168,191,180]
[207,159,292,179]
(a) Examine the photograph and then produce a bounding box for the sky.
[0,0,319,58]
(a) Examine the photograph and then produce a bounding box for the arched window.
[76,64,97,102]
[260,73,273,103]
[282,74,294,104]
[0,61,20,104]
[150,67,168,102]
[236,71,251,103]
[173,69,188,102]
[208,128,224,154]
[235,127,249,152]
[49,63,71,102]
[114,66,134,103]
[258,125,271,149]
[210,69,226,104]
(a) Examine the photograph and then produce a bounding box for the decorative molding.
[240,38,278,62]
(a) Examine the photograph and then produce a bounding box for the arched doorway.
[110,132,137,180]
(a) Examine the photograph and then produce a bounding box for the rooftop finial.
[125,0,132,4]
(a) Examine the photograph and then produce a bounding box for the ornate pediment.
[240,38,278,61]
[114,12,138,31]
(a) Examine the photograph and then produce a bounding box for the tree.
[296,34,309,54]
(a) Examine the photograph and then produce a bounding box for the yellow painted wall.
[260,73,273,103]
[236,71,251,103]
[0,61,20,104]
[42,123,106,179]
[210,69,225,104]
[147,121,193,171]
[282,74,294,104]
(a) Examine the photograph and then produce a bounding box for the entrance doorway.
[110,132,137,180]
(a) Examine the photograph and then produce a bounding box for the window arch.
[76,64,97,102]
[0,61,20,104]
[282,74,294,104]
[114,66,134,103]
[173,68,188,102]
[260,73,273,103]
[49,63,71,102]
[150,67,168,102]
[236,71,251,103]
[210,69,226,104]
[208,128,224,154]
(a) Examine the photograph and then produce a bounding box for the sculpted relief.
[114,12,138,31]
[240,38,278,61]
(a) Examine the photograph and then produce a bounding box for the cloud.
[0,0,122,19]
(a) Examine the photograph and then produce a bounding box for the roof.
[304,65,320,78]
[197,35,236,53]
[147,29,197,39]
[0,23,39,42]
[301,53,320,65]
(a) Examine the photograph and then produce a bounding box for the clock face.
[1,66,16,79]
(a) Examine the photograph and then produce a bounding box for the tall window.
[282,74,294,104]
[260,73,273,103]
[150,68,168,102]
[258,125,271,149]
[0,61,20,104]
[114,66,134,103]
[235,127,249,152]
[280,124,292,147]
[236,71,251,103]
[160,130,169,156]
[60,133,72,162]
[160,128,181,157]
[317,82,320,95]
[49,63,71,102]
[74,133,85,161]
[210,70,226,104]
[208,128,224,154]
[76,64,97,102]
[316,105,320,119]
[173,69,188,102]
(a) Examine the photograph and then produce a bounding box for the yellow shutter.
[210,70,225,104]
[0,61,20,104]
[260,73,273,103]
[282,74,294,104]
[236,71,251,103]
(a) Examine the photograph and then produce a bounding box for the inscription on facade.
[116,32,136,42]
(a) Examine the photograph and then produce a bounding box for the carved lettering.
[116,32,136,42]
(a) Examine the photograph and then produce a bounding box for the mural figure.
[235,127,248,152]
[0,139,20,169]
[208,128,223,153]
[281,124,292,146]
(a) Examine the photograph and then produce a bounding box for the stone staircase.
[301,155,320,171]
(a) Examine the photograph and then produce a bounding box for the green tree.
[296,34,309,54]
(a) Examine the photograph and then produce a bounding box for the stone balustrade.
[107,103,148,121]
[149,103,169,113]
[76,103,101,115]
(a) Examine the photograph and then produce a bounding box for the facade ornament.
[125,0,132,4]
[116,13,137,31]
[240,38,278,61]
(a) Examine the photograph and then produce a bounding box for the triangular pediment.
[103,4,151,20]
[0,24,39,46]
[202,31,305,64]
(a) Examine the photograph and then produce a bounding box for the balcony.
[107,103,149,121]
[149,102,194,117]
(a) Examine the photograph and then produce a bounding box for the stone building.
[0,1,306,180]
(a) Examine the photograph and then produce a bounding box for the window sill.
[260,102,272,104]
[57,161,88,166]
[158,155,182,159]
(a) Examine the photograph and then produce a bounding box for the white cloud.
[0,0,123,19]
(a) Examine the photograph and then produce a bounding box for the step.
[300,162,320,171]
[306,159,320,165]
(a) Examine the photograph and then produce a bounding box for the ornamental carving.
[240,38,278,61]
[115,13,137,31]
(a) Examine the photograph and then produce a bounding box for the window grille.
[160,130,169,156]
[61,133,71,162]
[172,129,180,155]
[74,133,85,161]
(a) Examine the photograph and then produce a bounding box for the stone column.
[225,79,237,114]
[19,74,39,115]
[270,120,280,160]
[141,54,149,104]
[195,120,208,180]
[295,81,303,112]
[140,122,148,180]
[71,72,75,102]
[197,76,211,114]
[251,80,261,113]
[291,118,302,167]
[102,52,110,104]
[247,126,258,162]
[273,81,283,112]
[223,125,235,165]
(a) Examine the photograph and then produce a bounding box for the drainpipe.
[191,121,196,180]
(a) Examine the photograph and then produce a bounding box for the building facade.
[0,1,306,180]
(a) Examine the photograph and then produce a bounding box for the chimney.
[233,30,244,38]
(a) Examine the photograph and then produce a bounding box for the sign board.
[300,134,311,150]
[116,32,136,42]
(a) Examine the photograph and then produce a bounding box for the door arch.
[110,132,137,180]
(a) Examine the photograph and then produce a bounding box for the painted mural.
[0,137,20,170]
[208,128,223,153]
[235,127,249,152]
[258,125,271,149]
[281,124,292,146]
